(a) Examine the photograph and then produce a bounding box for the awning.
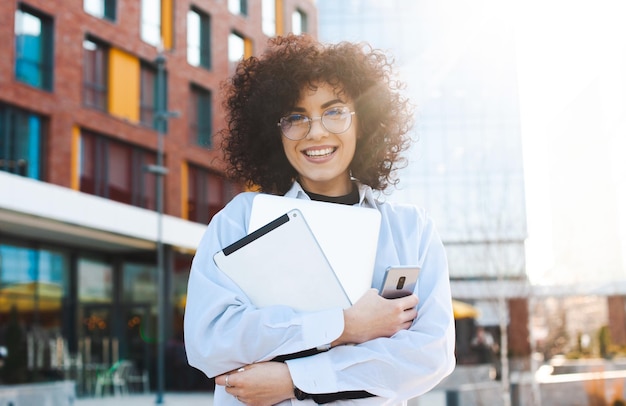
[0,171,206,253]
[452,299,480,319]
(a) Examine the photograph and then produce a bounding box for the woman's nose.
[306,117,328,140]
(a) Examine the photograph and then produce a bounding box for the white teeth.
[305,147,335,157]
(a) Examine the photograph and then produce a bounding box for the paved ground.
[73,392,443,406]
[75,393,215,406]
[74,392,441,406]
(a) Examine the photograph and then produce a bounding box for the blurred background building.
[317,0,626,380]
[317,0,529,364]
[0,0,316,395]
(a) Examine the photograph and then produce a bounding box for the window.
[14,5,53,90]
[78,258,113,303]
[261,0,276,37]
[140,62,156,128]
[187,8,211,68]
[139,61,168,131]
[84,0,116,20]
[0,244,70,374]
[228,31,245,70]
[292,9,307,35]
[228,0,247,16]
[189,85,212,148]
[141,0,161,46]
[187,165,236,224]
[122,263,157,303]
[83,38,109,111]
[172,253,193,340]
[0,104,45,179]
[79,130,157,209]
[0,245,68,289]
[139,62,167,132]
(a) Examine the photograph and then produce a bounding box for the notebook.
[249,194,382,304]
[213,209,352,312]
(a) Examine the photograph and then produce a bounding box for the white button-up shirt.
[185,182,455,405]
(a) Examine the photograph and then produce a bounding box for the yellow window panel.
[181,161,189,220]
[108,48,140,122]
[276,0,284,36]
[161,0,173,50]
[71,125,80,190]
[244,37,253,59]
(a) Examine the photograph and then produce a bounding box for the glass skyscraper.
[317,0,528,318]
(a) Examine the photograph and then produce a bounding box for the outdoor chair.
[94,360,149,396]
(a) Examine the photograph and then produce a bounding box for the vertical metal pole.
[155,49,166,405]
[499,293,511,406]
[528,292,542,406]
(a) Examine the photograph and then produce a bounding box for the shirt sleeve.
[285,207,456,401]
[184,193,345,378]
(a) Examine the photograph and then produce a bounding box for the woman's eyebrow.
[321,99,345,109]
[292,99,346,113]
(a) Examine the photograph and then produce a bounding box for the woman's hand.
[333,289,418,346]
[215,362,294,406]
[213,291,417,404]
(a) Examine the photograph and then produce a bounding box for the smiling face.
[280,83,357,196]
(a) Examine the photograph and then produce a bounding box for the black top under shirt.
[302,183,360,206]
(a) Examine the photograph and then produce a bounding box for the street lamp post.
[146,47,176,405]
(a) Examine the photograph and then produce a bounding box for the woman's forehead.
[296,81,349,103]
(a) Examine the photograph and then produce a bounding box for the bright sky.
[512,0,626,284]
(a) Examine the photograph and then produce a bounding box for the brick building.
[0,0,316,395]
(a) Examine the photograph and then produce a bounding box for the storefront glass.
[76,258,113,394]
[0,240,209,394]
[0,243,69,384]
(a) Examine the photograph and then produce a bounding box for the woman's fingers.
[215,365,250,388]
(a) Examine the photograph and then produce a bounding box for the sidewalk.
[75,393,214,406]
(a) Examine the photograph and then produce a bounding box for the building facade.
[0,0,316,394]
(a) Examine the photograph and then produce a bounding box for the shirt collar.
[284,181,378,209]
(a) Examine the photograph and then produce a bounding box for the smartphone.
[378,266,420,299]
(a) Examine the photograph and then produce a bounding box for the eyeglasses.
[277,106,356,141]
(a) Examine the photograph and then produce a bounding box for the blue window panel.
[27,115,40,179]
[38,250,68,286]
[0,105,42,179]
[0,245,37,285]
[14,8,53,91]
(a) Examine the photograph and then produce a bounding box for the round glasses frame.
[277,106,356,141]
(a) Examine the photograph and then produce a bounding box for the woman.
[184,34,455,405]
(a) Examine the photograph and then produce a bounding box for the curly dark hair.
[219,34,413,195]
